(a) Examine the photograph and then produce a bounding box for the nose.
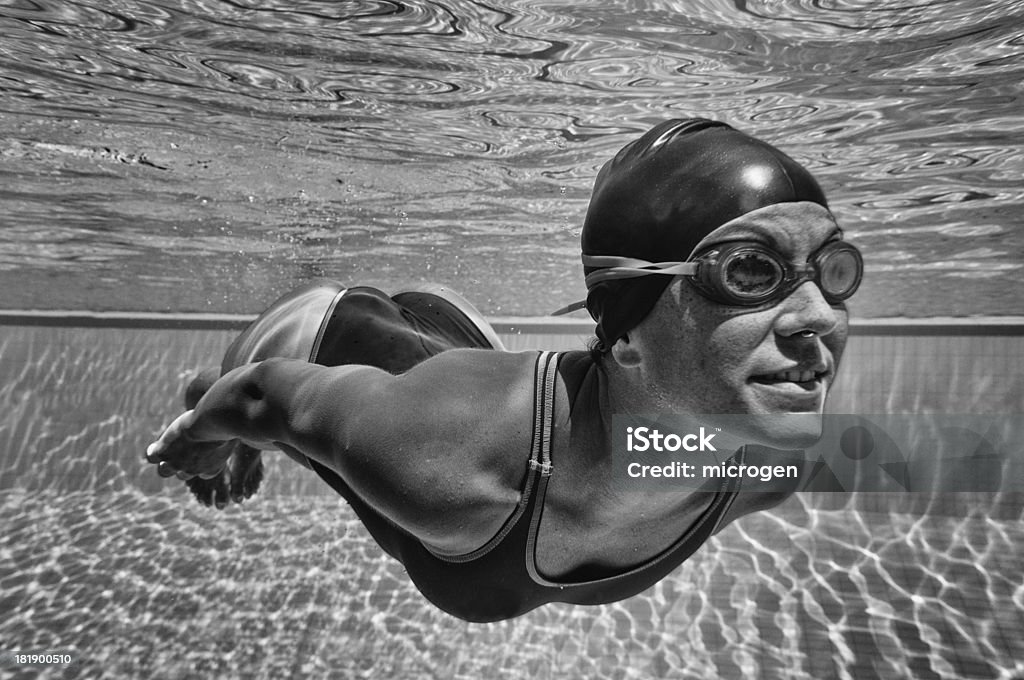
[773,280,842,338]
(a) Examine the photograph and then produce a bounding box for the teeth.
[771,370,816,382]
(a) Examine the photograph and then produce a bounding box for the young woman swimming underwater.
[147,118,862,622]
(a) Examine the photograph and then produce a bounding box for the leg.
[392,283,505,351]
[310,284,501,370]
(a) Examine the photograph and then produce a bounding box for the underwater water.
[1,0,1024,678]
[0,0,1022,317]
[2,325,1023,679]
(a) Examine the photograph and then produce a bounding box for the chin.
[739,412,825,450]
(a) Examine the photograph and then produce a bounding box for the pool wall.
[1,315,1022,499]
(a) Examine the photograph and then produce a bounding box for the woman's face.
[630,203,851,447]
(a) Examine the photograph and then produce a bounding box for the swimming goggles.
[554,240,863,314]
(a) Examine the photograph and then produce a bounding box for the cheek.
[705,314,769,377]
[825,311,850,365]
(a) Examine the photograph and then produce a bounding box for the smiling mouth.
[750,369,828,387]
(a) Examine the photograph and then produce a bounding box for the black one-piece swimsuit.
[302,287,741,622]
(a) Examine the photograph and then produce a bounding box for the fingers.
[146,410,196,460]
[154,457,196,480]
[156,461,179,478]
[146,410,198,479]
[146,442,165,465]
[147,410,238,486]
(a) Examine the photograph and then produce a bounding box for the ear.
[609,333,643,368]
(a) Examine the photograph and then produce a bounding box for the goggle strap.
[551,255,698,315]
[551,299,588,316]
[583,254,692,269]
[582,255,698,288]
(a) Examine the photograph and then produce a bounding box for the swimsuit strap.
[522,358,742,590]
[528,350,559,477]
[425,350,558,563]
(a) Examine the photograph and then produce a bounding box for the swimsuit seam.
[309,287,348,363]
[711,446,745,534]
[525,407,738,589]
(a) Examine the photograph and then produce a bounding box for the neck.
[601,355,675,416]
[575,358,709,520]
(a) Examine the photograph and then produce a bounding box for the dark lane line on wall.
[1,310,1024,336]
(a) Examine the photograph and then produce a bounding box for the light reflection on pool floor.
[2,488,1021,679]
[2,324,1023,678]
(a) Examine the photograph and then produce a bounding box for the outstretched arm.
[146,351,538,551]
[146,358,382,478]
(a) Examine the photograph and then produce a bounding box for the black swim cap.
[581,118,830,350]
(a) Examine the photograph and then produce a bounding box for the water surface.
[1,0,1022,316]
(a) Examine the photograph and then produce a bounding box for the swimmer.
[146,118,862,622]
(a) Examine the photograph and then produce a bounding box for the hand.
[145,410,235,480]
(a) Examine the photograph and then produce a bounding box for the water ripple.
[0,0,1022,317]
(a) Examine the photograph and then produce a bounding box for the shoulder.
[379,348,540,432]
[397,347,539,390]
[330,350,547,550]
[368,349,541,480]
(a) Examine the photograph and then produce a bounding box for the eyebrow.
[696,227,843,257]
[765,228,842,252]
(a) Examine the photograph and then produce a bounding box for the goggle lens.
[695,241,862,306]
[818,246,861,299]
[724,251,783,298]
